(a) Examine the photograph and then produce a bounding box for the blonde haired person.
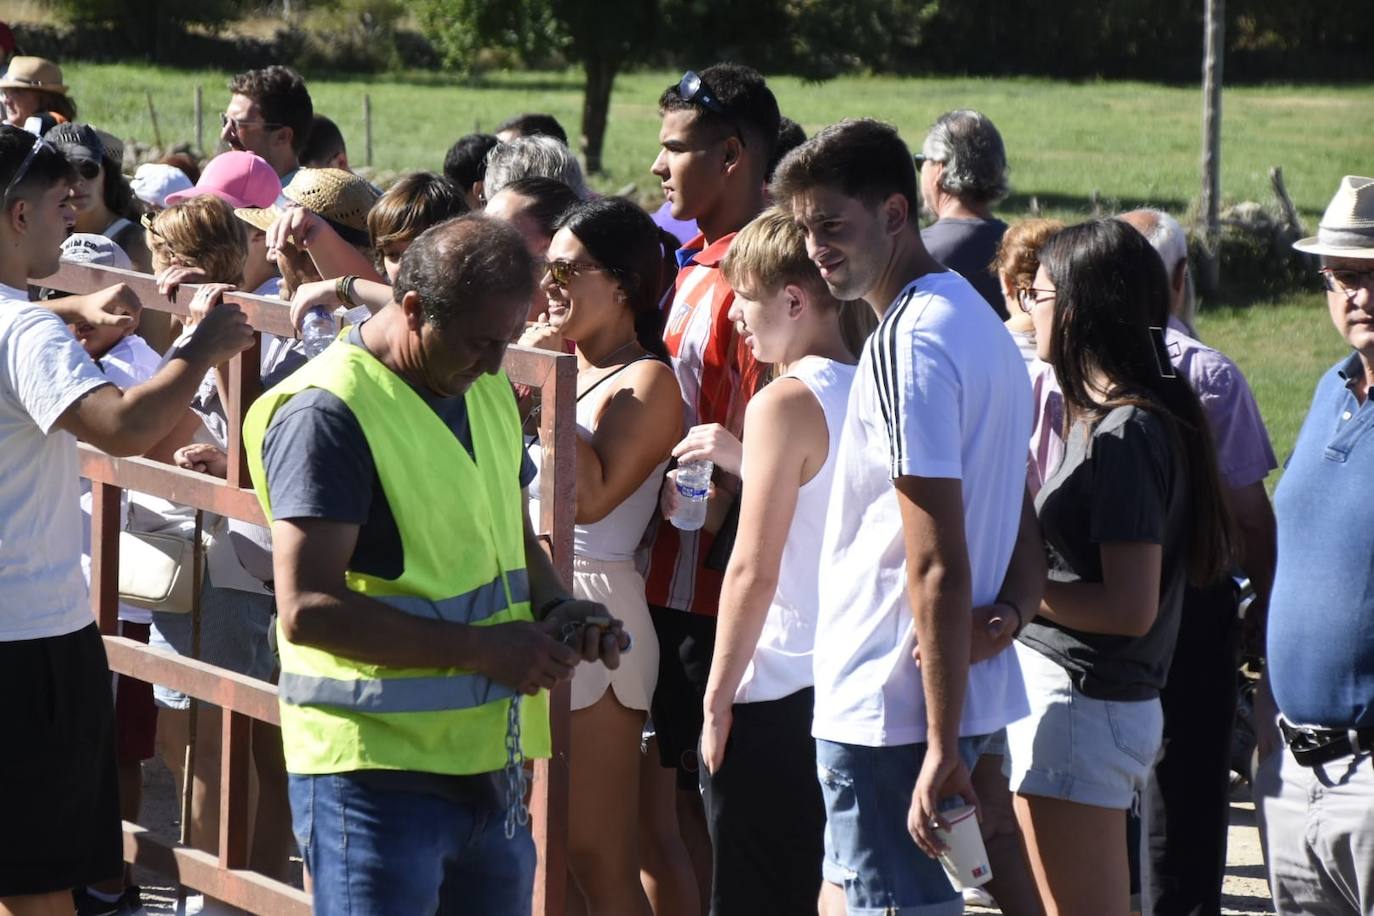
[692,208,860,914]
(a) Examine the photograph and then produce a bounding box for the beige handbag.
[117,526,206,614]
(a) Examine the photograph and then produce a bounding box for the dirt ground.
[134,761,1273,915]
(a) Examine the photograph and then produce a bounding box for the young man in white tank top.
[680,209,860,915]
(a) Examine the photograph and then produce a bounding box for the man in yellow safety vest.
[245,214,626,915]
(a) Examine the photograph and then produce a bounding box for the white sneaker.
[178,894,244,916]
[962,885,996,907]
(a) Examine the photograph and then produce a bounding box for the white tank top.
[528,359,671,562]
[735,356,857,704]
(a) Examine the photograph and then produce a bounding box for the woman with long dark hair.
[1006,218,1232,915]
[520,196,687,916]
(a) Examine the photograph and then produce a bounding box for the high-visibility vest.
[242,341,550,775]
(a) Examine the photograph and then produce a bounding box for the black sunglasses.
[74,159,100,181]
[673,70,746,147]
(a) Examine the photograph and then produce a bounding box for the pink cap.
[164,150,281,210]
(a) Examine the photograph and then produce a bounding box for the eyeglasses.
[73,160,100,181]
[140,210,165,242]
[1017,287,1056,313]
[3,136,48,202]
[544,258,614,287]
[1320,267,1374,297]
[673,70,746,148]
[220,112,283,133]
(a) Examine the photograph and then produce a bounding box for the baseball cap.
[60,232,134,270]
[45,122,104,167]
[131,163,194,209]
[165,150,281,210]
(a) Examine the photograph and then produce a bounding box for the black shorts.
[648,605,717,790]
[0,623,122,897]
[699,688,825,915]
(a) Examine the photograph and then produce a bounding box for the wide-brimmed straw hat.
[0,57,68,94]
[1293,176,1374,260]
[278,167,380,247]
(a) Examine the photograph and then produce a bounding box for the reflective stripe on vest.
[278,669,518,713]
[371,569,531,626]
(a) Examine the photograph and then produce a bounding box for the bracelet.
[537,596,573,620]
[999,599,1026,637]
[335,274,359,307]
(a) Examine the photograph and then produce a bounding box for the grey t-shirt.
[921,217,1008,319]
[1019,404,1188,701]
[260,324,535,581]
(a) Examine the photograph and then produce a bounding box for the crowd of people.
[0,48,1369,916]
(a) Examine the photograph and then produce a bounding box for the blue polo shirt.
[1268,352,1374,729]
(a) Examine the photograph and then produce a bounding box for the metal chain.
[503,695,529,839]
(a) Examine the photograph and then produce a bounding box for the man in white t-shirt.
[0,125,254,915]
[773,118,1042,914]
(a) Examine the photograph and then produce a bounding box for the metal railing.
[51,261,578,915]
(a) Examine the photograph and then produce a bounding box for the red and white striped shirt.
[646,231,766,616]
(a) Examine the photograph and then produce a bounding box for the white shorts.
[570,556,658,713]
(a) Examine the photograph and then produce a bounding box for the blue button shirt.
[1268,353,1374,728]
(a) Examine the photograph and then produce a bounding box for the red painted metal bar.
[219,711,253,869]
[518,342,578,916]
[79,449,267,527]
[47,261,298,337]
[104,637,281,726]
[122,823,311,916]
[90,480,122,635]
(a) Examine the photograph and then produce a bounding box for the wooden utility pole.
[1199,0,1225,295]
[363,95,373,168]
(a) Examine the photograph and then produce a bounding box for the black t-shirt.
[1019,404,1189,701]
[261,324,536,581]
[921,217,1009,319]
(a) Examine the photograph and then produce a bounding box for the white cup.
[934,803,993,888]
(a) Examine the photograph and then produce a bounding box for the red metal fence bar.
[47,261,577,916]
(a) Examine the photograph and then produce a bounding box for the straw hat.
[280,167,379,246]
[233,204,281,234]
[0,57,68,94]
[1293,176,1374,260]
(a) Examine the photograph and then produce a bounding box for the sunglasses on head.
[2,135,50,202]
[672,70,746,147]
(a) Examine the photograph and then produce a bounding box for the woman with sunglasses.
[1007,219,1232,915]
[520,197,686,916]
[44,122,166,348]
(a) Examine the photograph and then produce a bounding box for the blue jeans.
[289,772,535,916]
[816,735,990,916]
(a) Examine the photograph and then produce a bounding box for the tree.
[416,0,925,174]
[45,0,249,60]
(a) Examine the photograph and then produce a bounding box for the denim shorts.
[148,581,275,710]
[289,771,535,916]
[816,734,989,916]
[1004,642,1163,810]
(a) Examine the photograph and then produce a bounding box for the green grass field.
[60,62,1372,474]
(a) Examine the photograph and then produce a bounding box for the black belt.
[1279,718,1374,767]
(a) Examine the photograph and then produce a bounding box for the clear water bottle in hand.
[301,306,337,359]
[671,459,713,531]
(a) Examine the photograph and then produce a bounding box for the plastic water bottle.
[671,460,713,531]
[301,307,337,358]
